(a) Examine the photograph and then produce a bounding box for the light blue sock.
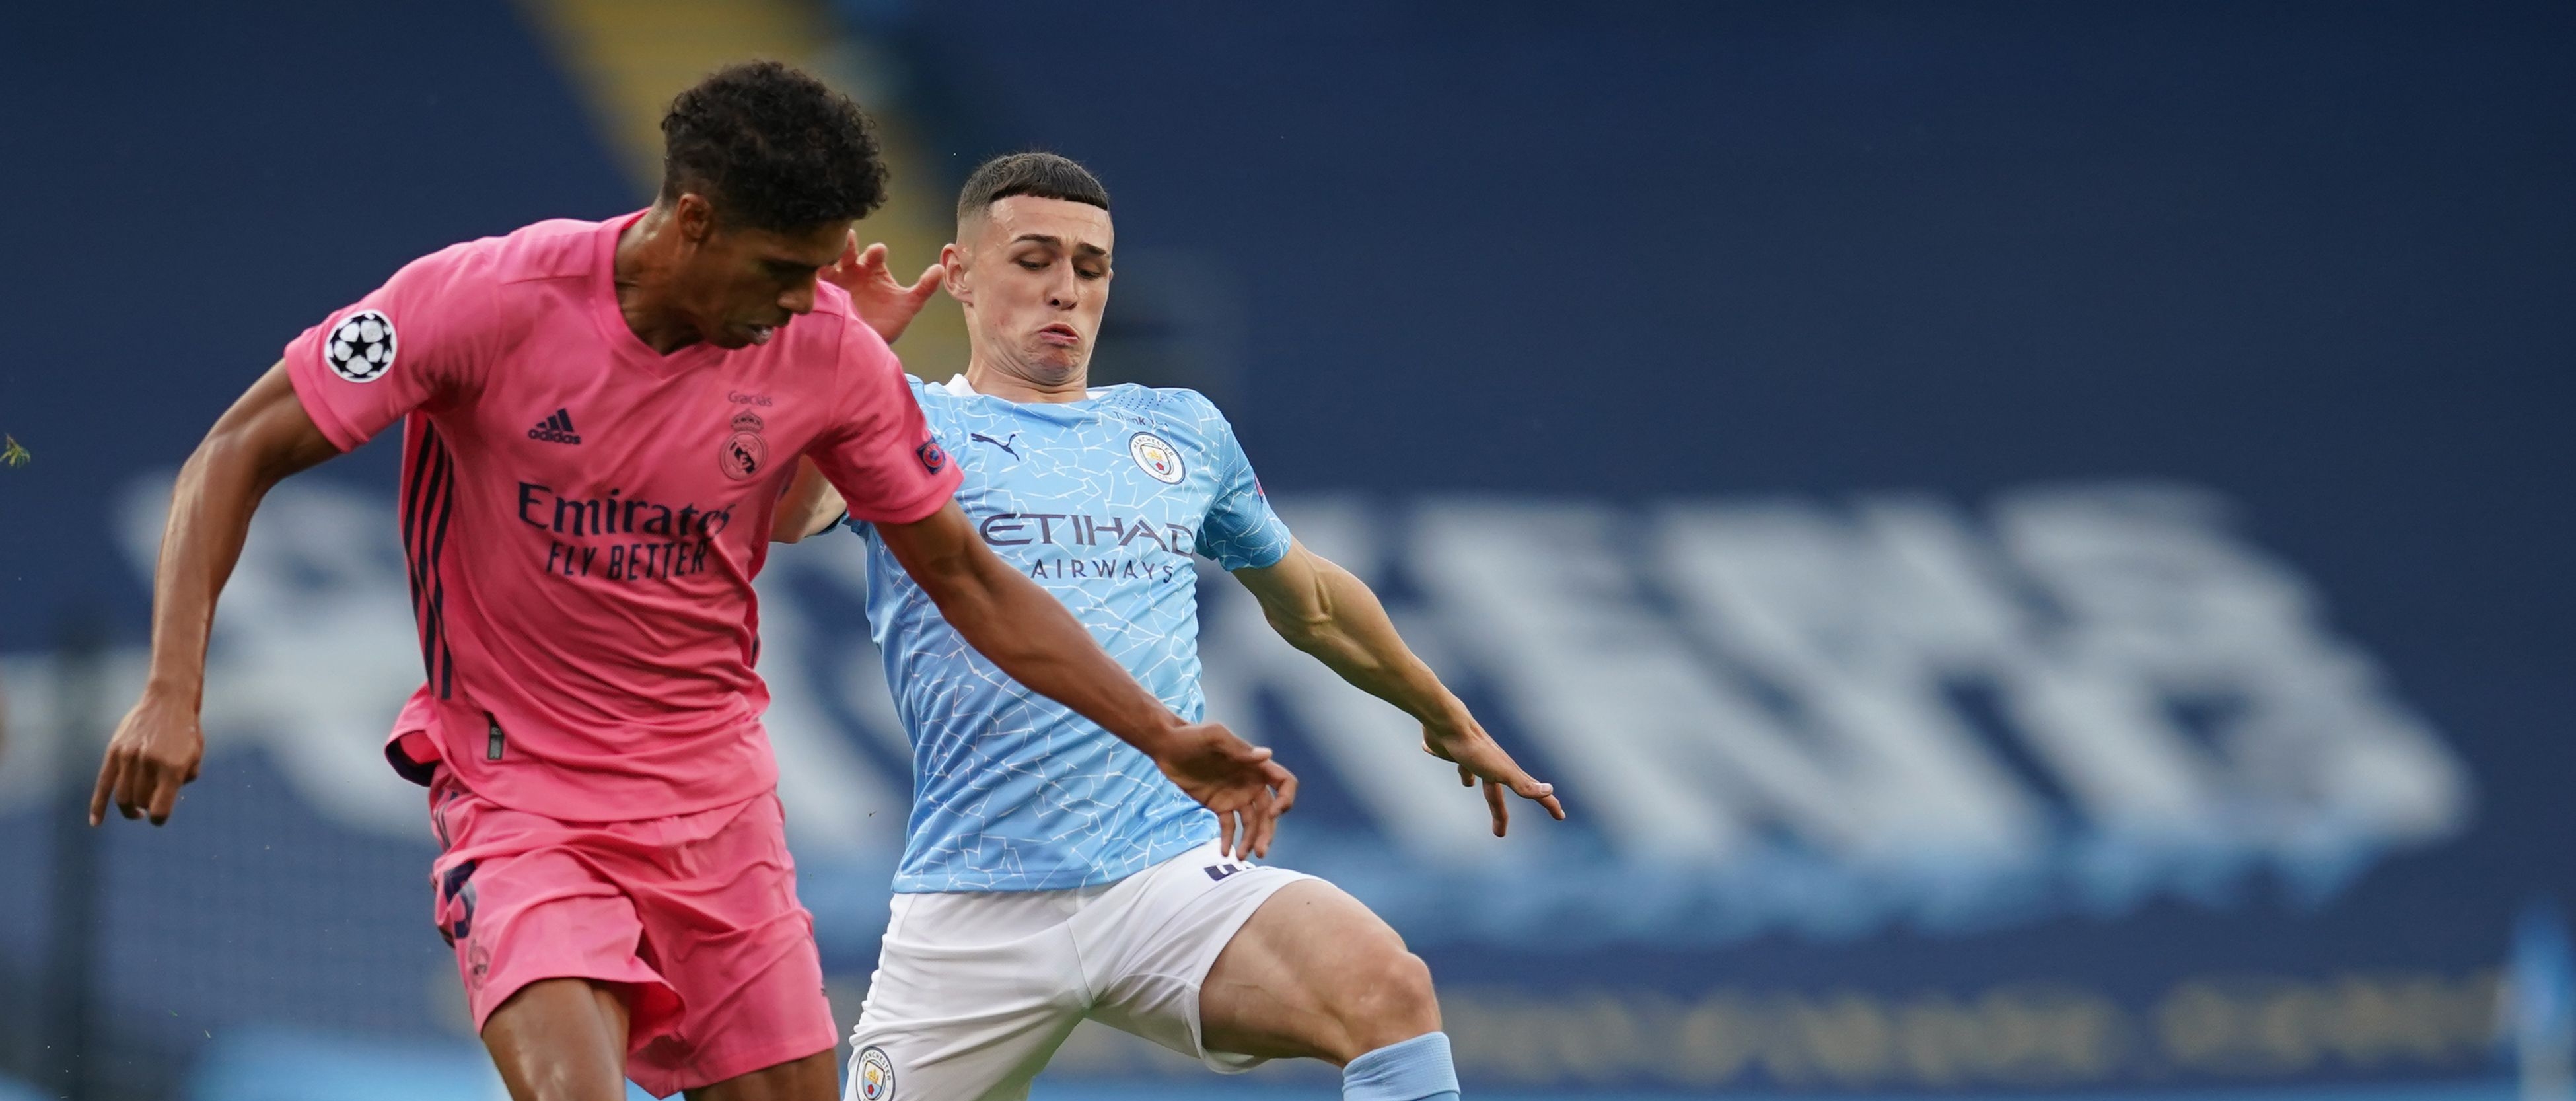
[1342,1031,1461,1101]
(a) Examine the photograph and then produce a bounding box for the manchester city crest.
[1128,431,1184,485]
[855,1046,895,1100]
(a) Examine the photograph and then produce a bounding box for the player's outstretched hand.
[89,690,205,827]
[1423,714,1565,837]
[824,233,943,345]
[1153,722,1298,861]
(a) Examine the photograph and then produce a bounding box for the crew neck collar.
[943,373,1104,403]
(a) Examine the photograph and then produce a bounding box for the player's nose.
[780,277,818,316]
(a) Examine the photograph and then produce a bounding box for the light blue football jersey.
[848,374,1293,892]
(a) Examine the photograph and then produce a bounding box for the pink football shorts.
[427,772,835,1096]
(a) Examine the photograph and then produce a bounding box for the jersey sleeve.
[281,242,501,452]
[808,324,963,525]
[1195,405,1292,570]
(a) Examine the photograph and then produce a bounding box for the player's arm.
[769,456,846,543]
[91,361,341,826]
[874,502,1297,858]
[1234,541,1565,836]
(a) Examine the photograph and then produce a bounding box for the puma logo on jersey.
[970,432,1022,459]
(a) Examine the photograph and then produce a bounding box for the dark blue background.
[873,0,2576,990]
[2,0,2569,1092]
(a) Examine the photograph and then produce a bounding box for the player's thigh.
[844,900,1089,1101]
[850,995,1082,1101]
[683,1049,838,1101]
[845,1010,1079,1101]
[627,794,838,1098]
[480,977,632,1101]
[432,799,685,1055]
[1197,879,1441,1065]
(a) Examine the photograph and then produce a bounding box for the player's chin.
[1026,345,1087,375]
[713,322,782,349]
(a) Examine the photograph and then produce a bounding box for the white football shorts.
[842,839,1314,1101]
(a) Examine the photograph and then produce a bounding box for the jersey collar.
[942,373,1107,401]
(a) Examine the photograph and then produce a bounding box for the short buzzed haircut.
[660,61,889,232]
[956,152,1111,225]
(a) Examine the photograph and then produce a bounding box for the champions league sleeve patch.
[915,439,948,474]
[324,310,398,383]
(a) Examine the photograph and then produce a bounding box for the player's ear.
[940,242,972,305]
[673,194,717,243]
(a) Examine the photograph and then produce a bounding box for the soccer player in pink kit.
[87,63,1294,1101]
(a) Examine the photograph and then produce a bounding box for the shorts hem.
[468,966,682,1046]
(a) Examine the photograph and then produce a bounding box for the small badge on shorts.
[324,310,398,383]
[855,1046,895,1101]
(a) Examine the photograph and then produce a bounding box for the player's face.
[950,196,1113,383]
[674,196,849,350]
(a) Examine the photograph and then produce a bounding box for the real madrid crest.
[1129,431,1185,485]
[719,409,769,481]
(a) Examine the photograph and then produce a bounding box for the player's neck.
[612,207,705,355]
[965,355,1090,405]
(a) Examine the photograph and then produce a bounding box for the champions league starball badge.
[324,310,398,382]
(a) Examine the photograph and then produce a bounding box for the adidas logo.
[526,409,581,445]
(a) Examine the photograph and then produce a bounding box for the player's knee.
[1341,949,1441,1059]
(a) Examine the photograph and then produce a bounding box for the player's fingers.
[1217,804,1238,861]
[906,264,944,299]
[859,242,890,274]
[1459,763,1474,787]
[1485,777,1509,837]
[114,755,153,820]
[1498,767,1561,820]
[1264,760,1299,815]
[1248,789,1277,859]
[89,753,122,826]
[836,230,862,269]
[146,771,182,826]
[1505,768,1556,802]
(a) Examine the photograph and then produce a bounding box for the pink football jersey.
[285,211,960,821]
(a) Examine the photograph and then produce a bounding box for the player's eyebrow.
[1011,233,1110,258]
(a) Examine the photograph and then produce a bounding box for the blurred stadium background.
[3,1,2572,1099]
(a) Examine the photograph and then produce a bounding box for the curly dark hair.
[955,151,1110,224]
[659,61,888,232]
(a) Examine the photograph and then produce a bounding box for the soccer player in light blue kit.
[779,153,1565,1101]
